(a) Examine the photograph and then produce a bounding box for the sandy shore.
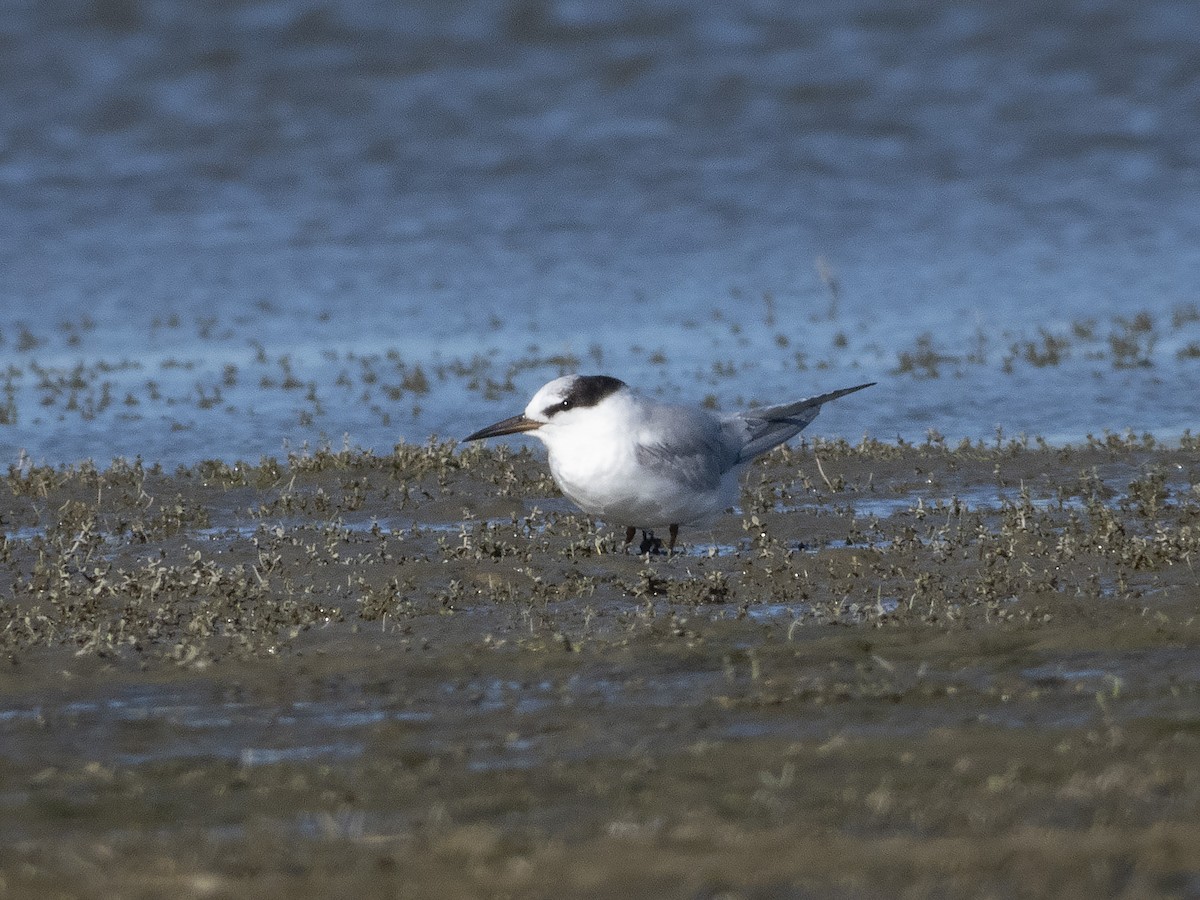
[2,436,1199,897]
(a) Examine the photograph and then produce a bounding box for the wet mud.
[2,435,1200,897]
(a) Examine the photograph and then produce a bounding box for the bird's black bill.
[462,414,542,442]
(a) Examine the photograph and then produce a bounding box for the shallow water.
[3,0,1200,465]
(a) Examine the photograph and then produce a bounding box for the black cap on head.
[542,375,625,419]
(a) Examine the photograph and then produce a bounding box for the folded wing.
[633,406,741,491]
[632,382,874,486]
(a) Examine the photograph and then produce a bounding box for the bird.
[463,374,874,554]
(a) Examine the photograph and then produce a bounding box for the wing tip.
[818,381,876,403]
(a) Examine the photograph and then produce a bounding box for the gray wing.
[633,405,743,491]
[728,382,874,463]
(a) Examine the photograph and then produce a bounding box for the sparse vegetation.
[5,303,1200,896]
[1,438,1199,896]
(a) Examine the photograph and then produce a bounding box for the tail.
[732,382,875,463]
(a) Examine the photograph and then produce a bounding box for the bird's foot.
[623,527,679,556]
[639,530,664,555]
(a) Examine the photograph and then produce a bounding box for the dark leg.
[668,524,679,554]
[624,526,637,551]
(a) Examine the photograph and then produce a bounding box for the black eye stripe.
[543,398,572,417]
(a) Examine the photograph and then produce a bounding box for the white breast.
[539,394,740,527]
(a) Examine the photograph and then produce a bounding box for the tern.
[463,375,874,553]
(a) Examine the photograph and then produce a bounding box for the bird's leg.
[638,530,663,555]
[623,526,637,552]
[668,524,679,555]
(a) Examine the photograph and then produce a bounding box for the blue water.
[2,0,1198,465]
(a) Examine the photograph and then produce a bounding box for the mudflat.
[2,434,1199,897]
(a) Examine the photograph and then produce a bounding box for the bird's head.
[462,374,628,444]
